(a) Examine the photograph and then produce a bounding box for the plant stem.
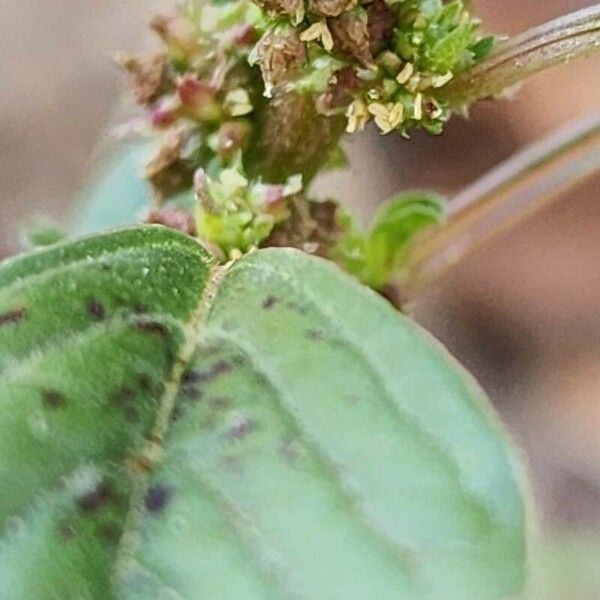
[439,4,600,106]
[405,112,600,296]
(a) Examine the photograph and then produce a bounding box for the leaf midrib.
[113,260,228,588]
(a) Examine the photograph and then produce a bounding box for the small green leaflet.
[335,192,444,289]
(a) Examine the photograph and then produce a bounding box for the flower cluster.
[251,0,495,135]
[120,0,493,267]
[118,1,266,197]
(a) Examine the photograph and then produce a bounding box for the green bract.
[0,227,526,599]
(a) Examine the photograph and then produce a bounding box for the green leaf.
[0,227,526,599]
[335,193,444,289]
[0,227,212,597]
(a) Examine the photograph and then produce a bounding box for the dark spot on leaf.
[210,360,233,378]
[0,308,27,327]
[133,303,148,314]
[145,484,174,514]
[171,405,184,422]
[228,414,256,440]
[181,384,203,401]
[134,319,169,337]
[210,396,231,410]
[327,338,347,350]
[42,389,66,408]
[231,354,246,367]
[124,405,140,423]
[305,329,324,341]
[110,386,135,406]
[137,373,154,394]
[188,360,234,385]
[98,522,121,545]
[254,372,269,387]
[77,481,112,513]
[262,296,277,310]
[181,372,203,396]
[87,299,106,321]
[182,369,202,385]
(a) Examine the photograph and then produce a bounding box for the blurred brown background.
[1,1,599,597]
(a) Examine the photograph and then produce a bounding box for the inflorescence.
[120,0,493,282]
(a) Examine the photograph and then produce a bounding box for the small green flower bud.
[194,162,304,253]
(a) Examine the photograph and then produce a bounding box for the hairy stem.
[439,4,600,106]
[405,112,600,296]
